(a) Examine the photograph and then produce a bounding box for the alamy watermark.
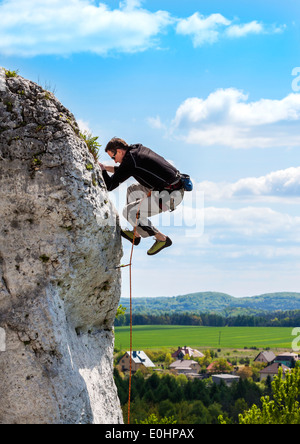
[292,327,300,352]
[0,327,6,352]
[291,67,300,92]
[97,185,205,238]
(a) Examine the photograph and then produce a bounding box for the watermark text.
[292,67,300,92]
[292,327,300,352]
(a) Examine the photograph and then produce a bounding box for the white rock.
[0,68,6,92]
[0,70,124,424]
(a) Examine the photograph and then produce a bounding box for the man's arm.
[99,162,132,191]
[99,163,115,173]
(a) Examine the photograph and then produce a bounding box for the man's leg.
[143,189,185,255]
[122,185,184,254]
[123,184,161,239]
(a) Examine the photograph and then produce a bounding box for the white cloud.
[225,21,264,38]
[146,115,166,130]
[231,167,300,198]
[204,206,300,237]
[119,0,143,10]
[170,88,300,148]
[170,167,300,263]
[199,205,300,267]
[0,0,173,56]
[181,205,300,261]
[168,203,300,265]
[177,205,298,239]
[176,13,284,47]
[0,2,286,57]
[176,12,231,46]
[198,167,300,202]
[77,119,92,134]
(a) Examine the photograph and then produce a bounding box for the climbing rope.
[118,191,151,425]
[127,226,136,425]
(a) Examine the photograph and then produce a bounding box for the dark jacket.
[102,144,180,192]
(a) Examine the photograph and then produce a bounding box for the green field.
[114,325,295,350]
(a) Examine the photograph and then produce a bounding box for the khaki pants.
[123,184,184,238]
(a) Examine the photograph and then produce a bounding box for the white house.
[212,374,240,386]
[118,351,155,373]
[169,359,201,375]
[259,362,290,381]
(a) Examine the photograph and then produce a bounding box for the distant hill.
[120,292,300,316]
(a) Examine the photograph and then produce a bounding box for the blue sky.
[1,0,300,298]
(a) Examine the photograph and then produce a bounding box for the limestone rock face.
[0,68,123,424]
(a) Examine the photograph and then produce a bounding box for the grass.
[5,69,19,78]
[114,325,295,350]
[80,131,101,161]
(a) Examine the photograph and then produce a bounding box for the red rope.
[126,191,151,425]
[127,231,135,425]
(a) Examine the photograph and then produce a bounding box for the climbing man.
[99,138,188,256]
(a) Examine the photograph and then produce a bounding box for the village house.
[274,352,298,368]
[212,374,240,387]
[118,351,155,373]
[254,350,276,364]
[259,362,290,381]
[172,346,204,360]
[169,359,201,375]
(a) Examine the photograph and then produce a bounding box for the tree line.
[114,368,266,424]
[115,365,300,424]
[115,309,300,327]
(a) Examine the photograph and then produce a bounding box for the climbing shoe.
[121,229,141,246]
[147,236,172,256]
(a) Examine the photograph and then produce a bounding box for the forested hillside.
[120,292,300,316]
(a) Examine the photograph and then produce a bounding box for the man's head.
[105,137,128,164]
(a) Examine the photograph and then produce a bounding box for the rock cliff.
[0,67,123,424]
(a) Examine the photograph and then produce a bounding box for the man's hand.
[99,163,115,173]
